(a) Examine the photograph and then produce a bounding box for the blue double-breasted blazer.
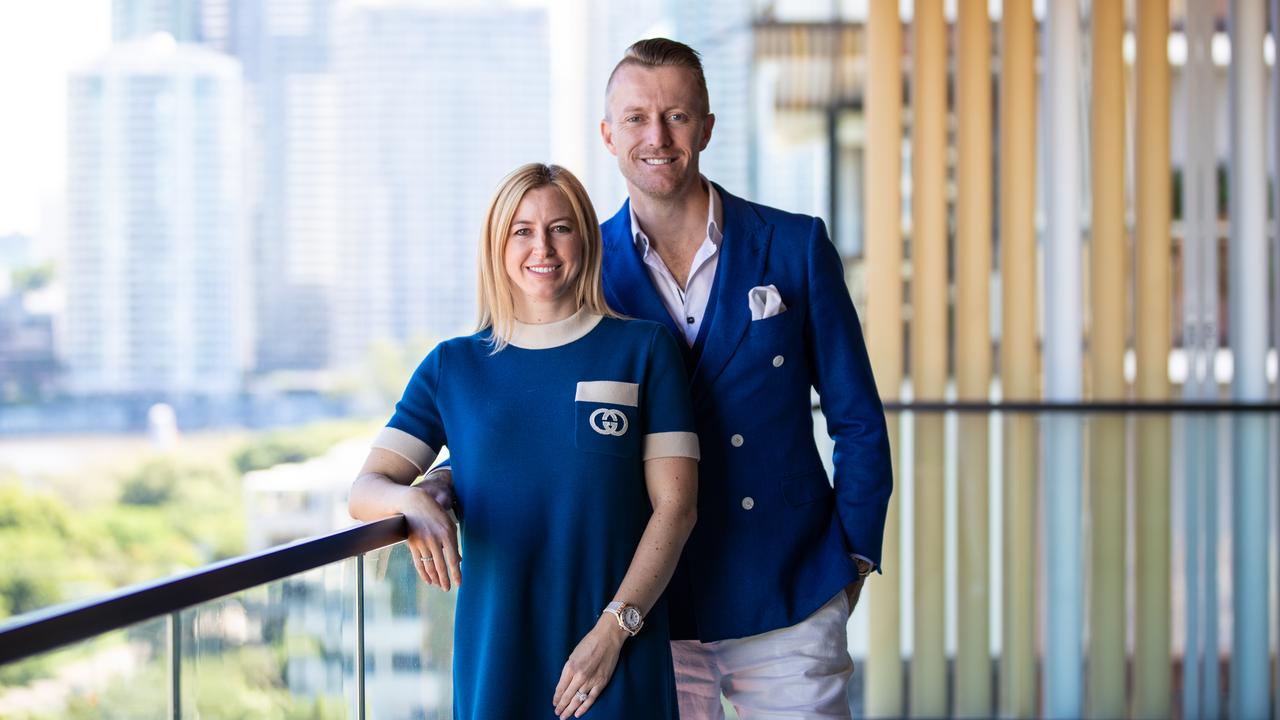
[601,184,892,642]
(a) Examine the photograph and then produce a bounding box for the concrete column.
[1044,0,1082,403]
[1085,2,1126,716]
[999,1,1038,716]
[955,1,993,714]
[1229,0,1271,402]
[909,3,947,715]
[863,1,904,715]
[1228,2,1272,717]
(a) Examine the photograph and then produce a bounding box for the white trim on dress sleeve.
[643,431,700,461]
[372,426,439,473]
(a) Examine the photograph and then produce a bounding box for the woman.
[349,163,698,719]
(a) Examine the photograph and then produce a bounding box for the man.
[429,38,892,719]
[598,38,890,719]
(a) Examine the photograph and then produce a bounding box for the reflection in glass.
[954,413,990,716]
[179,558,355,718]
[362,541,456,720]
[1230,413,1271,718]
[1043,414,1082,718]
[1134,415,1172,717]
[2,409,1275,718]
[1086,414,1125,718]
[0,617,168,718]
[1001,412,1037,717]
[864,413,903,718]
[911,412,945,717]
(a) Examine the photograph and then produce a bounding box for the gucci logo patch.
[589,408,629,436]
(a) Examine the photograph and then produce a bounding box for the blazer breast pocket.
[749,312,795,345]
[574,381,640,458]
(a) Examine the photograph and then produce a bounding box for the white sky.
[0,1,111,237]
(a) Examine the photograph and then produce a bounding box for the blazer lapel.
[691,186,771,401]
[601,199,684,341]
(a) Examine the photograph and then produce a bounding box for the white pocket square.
[748,284,787,321]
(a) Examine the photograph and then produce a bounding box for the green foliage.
[0,653,56,689]
[52,645,347,720]
[9,262,54,293]
[232,419,377,474]
[0,485,79,619]
[0,483,73,536]
[0,424,373,708]
[367,336,437,405]
[119,456,231,507]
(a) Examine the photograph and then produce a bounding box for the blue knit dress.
[373,310,698,719]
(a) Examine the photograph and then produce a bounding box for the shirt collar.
[630,178,723,258]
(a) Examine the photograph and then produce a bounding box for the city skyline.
[0,0,111,237]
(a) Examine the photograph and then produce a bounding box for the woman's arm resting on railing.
[349,448,462,591]
[553,455,698,719]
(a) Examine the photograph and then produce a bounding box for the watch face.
[621,606,642,630]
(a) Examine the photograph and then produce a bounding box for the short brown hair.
[605,38,709,117]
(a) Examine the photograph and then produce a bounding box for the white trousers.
[670,591,854,720]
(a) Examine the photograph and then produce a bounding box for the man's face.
[601,64,715,202]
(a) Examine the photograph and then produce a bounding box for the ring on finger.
[419,556,433,564]
[574,689,589,702]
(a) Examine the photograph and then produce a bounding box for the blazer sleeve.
[803,217,893,571]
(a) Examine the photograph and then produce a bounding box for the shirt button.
[772,355,785,367]
[741,496,755,510]
[730,434,744,447]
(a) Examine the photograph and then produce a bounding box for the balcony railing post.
[356,553,366,720]
[168,610,181,720]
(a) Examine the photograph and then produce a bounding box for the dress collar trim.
[508,307,602,349]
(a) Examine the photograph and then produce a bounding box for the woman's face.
[503,185,583,322]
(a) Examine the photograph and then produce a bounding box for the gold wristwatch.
[603,601,643,636]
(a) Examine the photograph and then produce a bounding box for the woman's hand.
[349,449,461,590]
[400,485,462,590]
[552,617,626,718]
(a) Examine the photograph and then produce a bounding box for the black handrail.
[0,515,408,666]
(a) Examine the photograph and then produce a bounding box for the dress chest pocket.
[574,381,641,457]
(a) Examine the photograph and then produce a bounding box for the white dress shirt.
[629,180,723,347]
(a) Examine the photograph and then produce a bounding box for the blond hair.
[476,163,618,351]
[605,38,710,117]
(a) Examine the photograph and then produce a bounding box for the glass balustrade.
[1,409,1276,718]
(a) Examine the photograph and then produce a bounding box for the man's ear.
[600,118,618,156]
[699,113,716,151]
